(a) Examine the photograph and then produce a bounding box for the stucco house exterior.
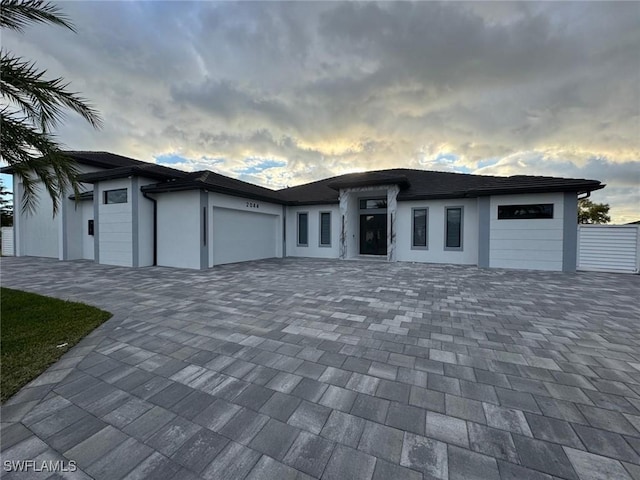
[4,151,604,272]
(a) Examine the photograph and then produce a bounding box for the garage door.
[211,208,277,266]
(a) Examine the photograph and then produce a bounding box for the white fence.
[1,226,14,256]
[577,224,639,274]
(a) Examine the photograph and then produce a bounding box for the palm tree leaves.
[0,111,80,214]
[0,0,74,32]
[1,51,102,131]
[0,0,101,215]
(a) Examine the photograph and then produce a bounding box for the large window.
[104,188,127,204]
[498,204,554,220]
[445,207,463,250]
[319,212,331,247]
[297,212,308,246]
[412,208,428,249]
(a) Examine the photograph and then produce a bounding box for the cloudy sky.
[2,1,639,222]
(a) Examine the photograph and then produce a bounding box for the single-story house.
[3,151,604,271]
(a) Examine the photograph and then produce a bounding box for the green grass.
[1,287,111,403]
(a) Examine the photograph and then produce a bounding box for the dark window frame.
[103,188,128,204]
[319,211,331,247]
[359,198,388,210]
[88,219,94,236]
[444,206,463,251]
[411,207,428,249]
[498,203,554,220]
[297,212,309,247]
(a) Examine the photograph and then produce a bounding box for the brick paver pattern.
[1,256,639,480]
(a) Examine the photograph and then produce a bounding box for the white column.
[339,189,349,259]
[387,185,399,262]
[13,176,21,256]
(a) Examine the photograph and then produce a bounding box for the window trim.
[103,188,128,204]
[297,211,309,247]
[444,206,464,251]
[411,207,428,250]
[319,211,332,247]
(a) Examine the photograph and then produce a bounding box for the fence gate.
[1,226,14,256]
[577,224,639,274]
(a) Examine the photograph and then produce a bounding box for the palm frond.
[0,0,75,32]
[0,50,103,131]
[0,108,80,215]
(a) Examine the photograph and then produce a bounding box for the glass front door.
[360,214,387,255]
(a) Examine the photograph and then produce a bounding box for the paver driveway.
[1,256,639,480]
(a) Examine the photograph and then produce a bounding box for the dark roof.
[328,172,411,191]
[0,151,145,174]
[2,151,604,204]
[141,170,283,204]
[279,168,604,205]
[68,191,94,201]
[63,151,147,169]
[78,163,188,183]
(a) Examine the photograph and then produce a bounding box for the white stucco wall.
[62,195,87,260]
[396,199,479,265]
[489,192,565,271]
[15,178,59,258]
[136,178,156,267]
[156,190,201,269]
[97,178,133,267]
[286,205,340,258]
[209,192,283,266]
[14,164,101,260]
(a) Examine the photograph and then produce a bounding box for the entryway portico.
[337,182,402,262]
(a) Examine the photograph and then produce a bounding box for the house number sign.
[246,202,260,208]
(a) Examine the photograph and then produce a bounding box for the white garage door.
[211,208,277,266]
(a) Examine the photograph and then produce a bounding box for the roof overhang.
[141,180,286,205]
[78,165,187,183]
[67,191,94,201]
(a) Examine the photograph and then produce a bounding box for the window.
[445,207,463,250]
[359,198,387,209]
[104,188,127,204]
[297,212,308,246]
[498,204,554,220]
[412,208,428,248]
[319,212,331,247]
[88,220,94,236]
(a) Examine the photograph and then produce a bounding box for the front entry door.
[360,214,387,255]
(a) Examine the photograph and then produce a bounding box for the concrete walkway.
[1,256,639,480]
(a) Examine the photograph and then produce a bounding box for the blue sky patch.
[238,158,287,175]
[155,153,188,165]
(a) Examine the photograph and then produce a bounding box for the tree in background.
[0,0,102,215]
[578,198,611,224]
[0,180,13,226]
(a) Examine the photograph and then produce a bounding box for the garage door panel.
[211,208,277,266]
